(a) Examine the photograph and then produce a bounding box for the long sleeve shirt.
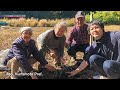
[4,37,48,72]
[66,24,90,46]
[37,30,66,58]
[85,31,120,63]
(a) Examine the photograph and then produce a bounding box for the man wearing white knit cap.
[20,27,32,33]
[1,27,56,79]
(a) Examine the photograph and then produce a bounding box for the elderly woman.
[1,27,56,79]
[37,20,67,67]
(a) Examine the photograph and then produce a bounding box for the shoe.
[99,76,109,79]
[93,75,102,79]
[93,75,109,79]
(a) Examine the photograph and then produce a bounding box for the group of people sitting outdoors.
[0,11,120,79]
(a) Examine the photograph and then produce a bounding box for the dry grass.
[0,25,120,50]
[105,25,120,31]
[0,25,120,79]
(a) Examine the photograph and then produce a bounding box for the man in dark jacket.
[1,27,56,79]
[67,20,120,79]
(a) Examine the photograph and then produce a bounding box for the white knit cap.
[19,27,32,33]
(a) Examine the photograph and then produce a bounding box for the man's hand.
[66,60,88,77]
[64,43,69,49]
[45,64,56,71]
[66,70,79,77]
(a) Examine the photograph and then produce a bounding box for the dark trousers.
[89,54,120,79]
[67,44,89,59]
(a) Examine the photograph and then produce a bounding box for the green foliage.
[92,11,120,25]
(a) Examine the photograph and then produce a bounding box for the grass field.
[0,25,120,79]
[0,25,120,50]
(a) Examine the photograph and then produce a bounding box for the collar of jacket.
[19,37,31,47]
[53,30,59,40]
[95,32,107,44]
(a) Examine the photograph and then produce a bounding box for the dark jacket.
[85,31,120,63]
[4,37,48,72]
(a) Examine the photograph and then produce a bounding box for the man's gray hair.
[55,20,67,31]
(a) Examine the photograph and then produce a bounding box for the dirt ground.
[0,50,91,79]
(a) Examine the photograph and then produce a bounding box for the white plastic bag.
[0,49,10,64]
